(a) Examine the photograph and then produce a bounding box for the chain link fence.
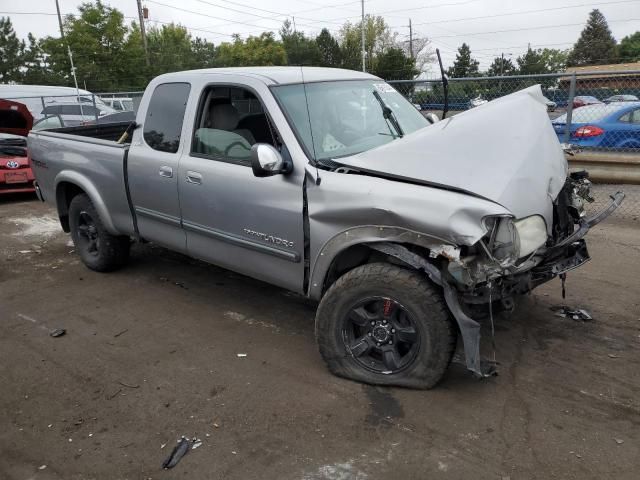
[389,70,640,224]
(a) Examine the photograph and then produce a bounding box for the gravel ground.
[1,192,639,480]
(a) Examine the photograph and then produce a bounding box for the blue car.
[552,102,640,149]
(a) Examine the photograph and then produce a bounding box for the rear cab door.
[127,81,192,252]
[177,74,306,292]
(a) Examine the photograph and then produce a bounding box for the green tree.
[446,43,479,78]
[516,47,548,74]
[372,46,417,80]
[216,32,287,67]
[316,28,342,67]
[280,20,320,65]
[539,48,568,72]
[487,56,515,76]
[340,15,395,71]
[567,9,617,66]
[0,17,25,83]
[146,23,194,78]
[618,32,640,62]
[21,33,54,85]
[191,36,217,69]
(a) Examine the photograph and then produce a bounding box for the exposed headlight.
[483,216,519,265]
[513,215,547,257]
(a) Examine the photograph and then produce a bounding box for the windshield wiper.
[372,90,404,139]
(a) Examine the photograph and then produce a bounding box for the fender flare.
[55,170,118,234]
[308,225,447,301]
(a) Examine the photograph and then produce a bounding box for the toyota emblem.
[6,161,20,169]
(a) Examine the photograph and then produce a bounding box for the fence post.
[564,72,576,143]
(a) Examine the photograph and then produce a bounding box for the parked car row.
[572,94,639,109]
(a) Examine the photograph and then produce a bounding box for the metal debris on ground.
[236,353,247,357]
[49,328,66,338]
[550,305,593,321]
[162,436,194,469]
[192,439,203,450]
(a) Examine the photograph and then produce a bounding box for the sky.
[4,0,640,74]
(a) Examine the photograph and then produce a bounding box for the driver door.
[178,83,305,292]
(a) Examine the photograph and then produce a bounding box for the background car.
[101,97,134,111]
[544,97,557,111]
[40,102,116,126]
[572,95,602,108]
[604,94,639,103]
[551,102,640,149]
[0,99,34,194]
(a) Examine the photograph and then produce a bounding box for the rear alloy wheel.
[315,263,456,389]
[69,193,130,272]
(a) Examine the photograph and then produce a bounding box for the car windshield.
[553,104,627,123]
[272,80,429,162]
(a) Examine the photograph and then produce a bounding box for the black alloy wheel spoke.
[343,297,420,374]
[349,336,371,357]
[349,306,377,327]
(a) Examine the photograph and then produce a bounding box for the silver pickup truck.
[27,67,624,389]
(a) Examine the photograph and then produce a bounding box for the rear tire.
[315,263,456,389]
[69,193,130,272]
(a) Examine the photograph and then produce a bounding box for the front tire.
[315,263,456,389]
[69,193,130,272]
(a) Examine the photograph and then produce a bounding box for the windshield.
[272,80,429,162]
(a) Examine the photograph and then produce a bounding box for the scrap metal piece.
[162,436,193,469]
[49,328,66,338]
[550,305,592,321]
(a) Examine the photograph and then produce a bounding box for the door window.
[143,82,191,153]
[191,86,276,165]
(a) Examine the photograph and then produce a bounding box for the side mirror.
[250,144,292,177]
[424,113,440,124]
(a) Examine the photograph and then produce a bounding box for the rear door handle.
[186,171,203,184]
[159,166,173,178]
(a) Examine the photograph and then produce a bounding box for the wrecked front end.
[438,172,624,377]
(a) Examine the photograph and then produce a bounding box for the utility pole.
[292,16,296,32]
[54,0,65,38]
[409,19,413,59]
[361,0,365,72]
[500,52,504,76]
[136,0,150,66]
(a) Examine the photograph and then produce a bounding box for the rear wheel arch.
[54,173,118,234]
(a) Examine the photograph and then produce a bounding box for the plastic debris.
[550,305,592,321]
[162,436,194,469]
[38,465,47,470]
[615,438,624,445]
[192,440,203,450]
[236,353,247,358]
[50,328,66,338]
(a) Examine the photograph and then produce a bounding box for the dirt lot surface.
[1,193,639,480]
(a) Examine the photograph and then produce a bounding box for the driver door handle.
[186,171,202,185]
[159,166,173,178]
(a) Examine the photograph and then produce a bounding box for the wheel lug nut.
[391,329,395,333]
[371,321,375,326]
[382,320,387,324]
[389,340,393,345]
[368,332,372,336]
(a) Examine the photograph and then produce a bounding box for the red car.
[0,99,35,194]
[572,95,603,109]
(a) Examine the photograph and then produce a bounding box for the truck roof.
[155,67,380,85]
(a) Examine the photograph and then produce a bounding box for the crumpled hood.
[338,85,567,230]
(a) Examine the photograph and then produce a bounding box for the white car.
[101,97,134,112]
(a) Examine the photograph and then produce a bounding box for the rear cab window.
[143,83,191,153]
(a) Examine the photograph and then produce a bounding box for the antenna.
[436,48,449,120]
[300,66,321,186]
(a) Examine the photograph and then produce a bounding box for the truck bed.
[28,123,136,237]
[46,121,132,143]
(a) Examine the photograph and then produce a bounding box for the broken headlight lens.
[491,217,520,264]
[513,215,548,258]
